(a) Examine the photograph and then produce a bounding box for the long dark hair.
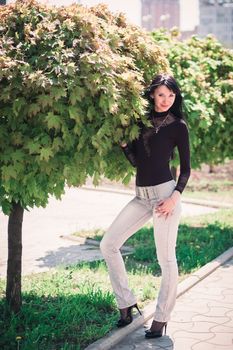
[144,73,184,119]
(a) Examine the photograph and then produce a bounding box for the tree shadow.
[36,243,103,269]
[0,289,117,350]
[144,335,174,349]
[219,255,233,269]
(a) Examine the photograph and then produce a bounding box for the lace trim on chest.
[142,113,178,156]
[152,113,177,129]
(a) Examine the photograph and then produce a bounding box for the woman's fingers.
[156,203,169,213]
[157,210,173,219]
[155,197,175,217]
[157,200,164,207]
[155,201,164,211]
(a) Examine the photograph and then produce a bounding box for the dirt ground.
[190,161,233,182]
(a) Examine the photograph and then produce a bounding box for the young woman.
[100,73,191,338]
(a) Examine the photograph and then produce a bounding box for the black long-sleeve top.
[122,111,191,193]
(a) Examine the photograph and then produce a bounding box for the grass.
[0,208,233,350]
[0,270,117,350]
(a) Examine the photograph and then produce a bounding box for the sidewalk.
[87,252,233,350]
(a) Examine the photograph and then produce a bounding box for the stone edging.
[84,246,233,350]
[81,185,232,209]
[60,234,134,253]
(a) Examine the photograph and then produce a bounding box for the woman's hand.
[120,142,127,148]
[155,190,181,219]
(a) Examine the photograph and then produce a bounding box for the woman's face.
[151,85,176,112]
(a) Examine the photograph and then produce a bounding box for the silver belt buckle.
[141,187,148,199]
[142,188,145,198]
[137,186,150,199]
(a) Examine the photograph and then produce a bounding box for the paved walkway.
[111,257,233,350]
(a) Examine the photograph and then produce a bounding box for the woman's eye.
[158,94,175,97]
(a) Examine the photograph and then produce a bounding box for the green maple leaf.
[28,103,41,117]
[40,148,54,161]
[11,150,25,162]
[68,106,83,125]
[2,165,18,180]
[46,112,61,130]
[129,124,139,140]
[37,94,53,108]
[26,141,41,155]
[69,86,86,104]
[50,87,67,101]
[87,106,95,121]
[13,97,26,116]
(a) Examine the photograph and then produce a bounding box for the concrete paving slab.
[193,344,230,350]
[109,258,233,350]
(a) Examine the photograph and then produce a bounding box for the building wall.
[198,0,233,47]
[141,0,180,31]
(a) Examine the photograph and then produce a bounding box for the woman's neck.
[152,108,170,118]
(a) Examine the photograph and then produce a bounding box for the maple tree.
[0,0,168,312]
[152,29,233,168]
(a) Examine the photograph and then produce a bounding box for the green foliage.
[151,29,233,168]
[0,0,168,213]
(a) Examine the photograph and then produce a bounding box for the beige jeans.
[100,180,182,322]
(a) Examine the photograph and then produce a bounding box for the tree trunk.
[171,166,177,181]
[209,164,215,173]
[6,202,24,313]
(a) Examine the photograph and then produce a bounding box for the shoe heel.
[164,323,167,335]
[117,303,141,328]
[134,303,142,315]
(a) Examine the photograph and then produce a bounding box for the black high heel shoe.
[117,303,142,328]
[145,321,167,338]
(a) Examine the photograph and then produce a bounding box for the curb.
[180,197,232,209]
[84,246,233,350]
[59,234,134,253]
[81,185,232,209]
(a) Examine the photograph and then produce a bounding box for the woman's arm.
[121,142,137,167]
[155,121,191,218]
[174,121,191,194]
